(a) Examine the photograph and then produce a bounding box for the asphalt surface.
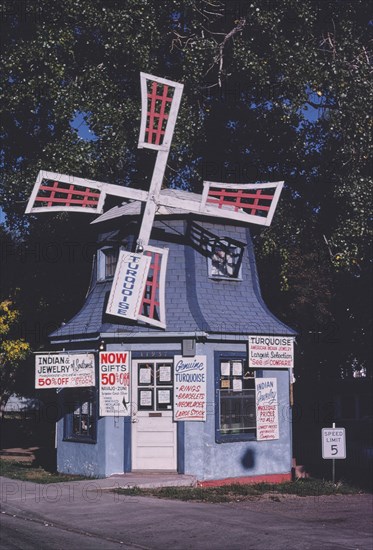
[1,476,372,550]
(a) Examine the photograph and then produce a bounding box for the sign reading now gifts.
[99,351,131,416]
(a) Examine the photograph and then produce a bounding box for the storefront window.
[215,354,257,443]
[63,388,97,443]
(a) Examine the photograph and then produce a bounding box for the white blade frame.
[137,245,169,330]
[25,171,148,214]
[138,72,184,152]
[200,181,284,227]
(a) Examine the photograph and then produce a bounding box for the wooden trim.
[203,181,285,190]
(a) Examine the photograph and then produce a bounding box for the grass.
[114,478,364,503]
[0,456,366,499]
[0,458,93,484]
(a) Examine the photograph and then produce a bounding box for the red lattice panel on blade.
[34,180,100,209]
[145,80,174,146]
[207,187,275,217]
[140,252,161,320]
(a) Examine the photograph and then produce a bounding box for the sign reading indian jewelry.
[99,352,131,416]
[174,355,206,421]
[106,251,151,321]
[255,378,279,441]
[248,336,294,369]
[35,353,95,388]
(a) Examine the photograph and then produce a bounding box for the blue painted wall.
[183,342,292,481]
[56,414,106,477]
[56,341,292,480]
[56,414,128,478]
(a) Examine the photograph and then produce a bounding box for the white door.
[131,359,177,470]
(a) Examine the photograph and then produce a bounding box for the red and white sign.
[255,378,279,441]
[106,251,151,321]
[99,352,131,416]
[35,353,95,388]
[174,355,206,421]
[249,336,294,369]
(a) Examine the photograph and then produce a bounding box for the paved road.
[1,477,372,549]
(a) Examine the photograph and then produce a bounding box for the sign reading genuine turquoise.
[173,355,207,421]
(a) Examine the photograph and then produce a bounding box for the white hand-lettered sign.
[174,355,207,421]
[255,377,279,441]
[99,351,131,416]
[35,353,95,388]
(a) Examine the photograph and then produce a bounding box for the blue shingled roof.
[50,213,295,341]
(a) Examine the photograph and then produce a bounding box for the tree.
[1,0,371,382]
[0,298,31,410]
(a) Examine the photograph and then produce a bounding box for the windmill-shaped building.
[30,74,296,482]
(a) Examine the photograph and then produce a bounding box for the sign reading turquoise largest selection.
[248,335,294,369]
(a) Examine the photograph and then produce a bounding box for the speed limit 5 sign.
[322,428,346,459]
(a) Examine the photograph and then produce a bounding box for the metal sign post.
[321,422,346,484]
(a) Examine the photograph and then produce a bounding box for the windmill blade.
[136,74,184,248]
[153,181,284,227]
[25,171,148,214]
[138,73,184,152]
[200,181,284,227]
[137,246,169,329]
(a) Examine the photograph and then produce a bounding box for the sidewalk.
[70,471,197,490]
[0,446,197,489]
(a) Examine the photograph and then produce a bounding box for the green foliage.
[0,458,92,483]
[0,298,31,408]
[115,478,362,502]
